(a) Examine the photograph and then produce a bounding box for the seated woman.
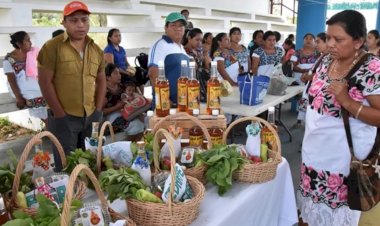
[202,32,213,57]
[183,28,211,102]
[104,29,139,88]
[251,31,284,76]
[229,27,251,74]
[3,31,47,122]
[211,32,238,86]
[103,64,144,142]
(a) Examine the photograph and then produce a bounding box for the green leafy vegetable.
[200,144,247,196]
[63,148,97,174]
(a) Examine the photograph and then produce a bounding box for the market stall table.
[85,158,297,226]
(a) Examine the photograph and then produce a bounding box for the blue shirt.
[148,35,189,105]
[104,44,128,70]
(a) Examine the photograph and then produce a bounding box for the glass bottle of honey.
[207,61,221,115]
[189,126,204,147]
[177,60,188,112]
[261,106,277,150]
[155,60,170,117]
[208,110,223,147]
[186,62,200,115]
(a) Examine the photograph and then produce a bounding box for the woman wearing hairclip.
[297,10,380,226]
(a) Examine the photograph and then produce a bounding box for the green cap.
[165,12,187,25]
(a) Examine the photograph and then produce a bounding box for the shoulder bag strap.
[341,53,372,158]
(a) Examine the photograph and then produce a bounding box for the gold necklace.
[327,52,362,83]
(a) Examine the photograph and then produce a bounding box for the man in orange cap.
[38,1,106,171]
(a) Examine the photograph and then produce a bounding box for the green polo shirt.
[37,32,105,117]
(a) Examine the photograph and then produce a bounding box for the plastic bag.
[245,122,262,157]
[267,63,288,96]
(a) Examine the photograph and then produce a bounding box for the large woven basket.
[223,116,282,183]
[127,128,205,226]
[60,164,136,226]
[152,112,212,184]
[96,121,116,173]
[6,131,87,217]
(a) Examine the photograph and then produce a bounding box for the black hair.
[105,63,118,77]
[10,31,28,49]
[181,9,189,14]
[368,29,380,39]
[303,33,315,40]
[284,39,295,49]
[316,32,327,42]
[252,30,264,41]
[263,31,276,41]
[203,32,212,44]
[273,31,281,42]
[107,28,120,45]
[229,27,241,36]
[182,28,203,45]
[326,10,367,41]
[52,29,64,38]
[124,81,136,88]
[287,34,295,40]
[210,32,227,59]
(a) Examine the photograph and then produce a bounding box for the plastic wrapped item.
[131,141,151,186]
[267,63,288,96]
[245,122,262,157]
[162,163,193,203]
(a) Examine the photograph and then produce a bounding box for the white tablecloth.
[85,157,297,226]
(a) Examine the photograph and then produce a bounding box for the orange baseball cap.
[63,1,91,16]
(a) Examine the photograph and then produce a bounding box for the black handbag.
[341,53,380,211]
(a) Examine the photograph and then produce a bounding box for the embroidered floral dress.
[252,46,284,76]
[3,53,47,119]
[230,46,250,73]
[297,54,380,226]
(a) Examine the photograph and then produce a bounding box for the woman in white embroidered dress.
[297,10,380,226]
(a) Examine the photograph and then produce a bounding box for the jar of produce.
[189,126,203,147]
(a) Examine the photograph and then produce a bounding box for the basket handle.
[223,116,282,156]
[60,164,108,226]
[11,131,67,205]
[96,121,115,173]
[152,128,176,215]
[152,112,213,149]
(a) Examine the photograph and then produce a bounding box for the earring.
[354,50,359,59]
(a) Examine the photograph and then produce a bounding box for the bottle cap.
[181,60,187,66]
[212,109,219,116]
[189,61,196,67]
[193,109,200,116]
[268,106,275,112]
[211,61,217,66]
[169,109,177,115]
[158,60,164,67]
[147,110,154,117]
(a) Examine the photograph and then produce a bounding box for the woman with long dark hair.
[366,29,380,57]
[229,27,250,74]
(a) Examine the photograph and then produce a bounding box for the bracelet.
[355,104,364,119]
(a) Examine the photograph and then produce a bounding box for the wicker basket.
[223,116,282,183]
[127,128,205,226]
[96,121,116,173]
[60,164,136,226]
[152,112,212,184]
[6,131,87,217]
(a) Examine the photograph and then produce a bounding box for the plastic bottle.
[207,61,221,115]
[177,60,188,112]
[144,110,154,130]
[155,61,170,117]
[186,62,200,115]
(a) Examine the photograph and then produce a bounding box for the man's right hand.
[15,97,26,109]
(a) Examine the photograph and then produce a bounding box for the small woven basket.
[60,164,136,226]
[96,121,116,173]
[152,112,211,184]
[223,116,282,183]
[6,131,87,217]
[127,128,205,226]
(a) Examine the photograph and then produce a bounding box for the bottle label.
[181,148,195,164]
[210,136,222,145]
[261,130,276,150]
[189,135,203,147]
[187,86,200,110]
[207,86,221,109]
[155,86,170,111]
[178,83,187,106]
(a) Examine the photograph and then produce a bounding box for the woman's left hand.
[327,80,350,104]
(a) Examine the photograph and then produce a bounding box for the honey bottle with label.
[207,61,221,115]
[186,62,200,115]
[208,110,223,147]
[261,106,278,150]
[177,60,188,112]
[155,60,170,117]
[189,126,204,147]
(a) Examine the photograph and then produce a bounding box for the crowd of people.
[2,1,380,225]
